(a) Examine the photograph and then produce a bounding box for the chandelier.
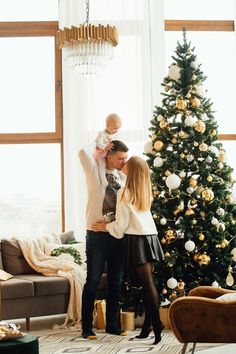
[57,0,118,76]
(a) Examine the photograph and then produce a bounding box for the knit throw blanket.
[16,234,86,329]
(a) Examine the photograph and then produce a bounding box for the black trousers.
[82,230,124,330]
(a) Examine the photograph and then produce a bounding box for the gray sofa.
[0,236,107,330]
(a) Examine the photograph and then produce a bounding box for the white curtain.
[58,0,165,238]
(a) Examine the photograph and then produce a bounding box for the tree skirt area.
[29,328,231,354]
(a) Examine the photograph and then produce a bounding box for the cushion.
[0,269,13,281]
[57,231,76,244]
[0,277,34,299]
[216,293,236,301]
[44,242,86,264]
[1,239,37,275]
[15,274,70,296]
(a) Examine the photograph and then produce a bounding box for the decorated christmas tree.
[143,30,236,304]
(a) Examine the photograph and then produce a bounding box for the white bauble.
[200,113,208,121]
[195,84,206,96]
[226,272,234,286]
[216,222,225,232]
[160,217,167,225]
[154,156,164,168]
[231,248,236,262]
[185,240,195,252]
[186,155,194,162]
[168,64,181,80]
[205,156,213,163]
[211,217,219,225]
[216,208,225,216]
[179,170,186,178]
[187,187,194,194]
[184,115,198,127]
[218,162,224,169]
[209,145,219,157]
[190,61,198,69]
[212,281,219,288]
[167,277,178,289]
[157,114,164,122]
[165,174,181,189]
[144,142,154,154]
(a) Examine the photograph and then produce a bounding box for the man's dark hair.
[107,140,129,155]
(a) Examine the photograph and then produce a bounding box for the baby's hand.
[105,142,114,152]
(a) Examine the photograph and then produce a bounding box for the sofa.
[0,234,107,331]
[168,286,236,354]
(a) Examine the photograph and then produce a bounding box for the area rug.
[30,328,226,354]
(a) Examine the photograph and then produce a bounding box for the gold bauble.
[218,150,226,163]
[177,281,185,290]
[201,188,214,201]
[191,97,201,108]
[161,237,166,244]
[190,178,198,187]
[172,138,178,144]
[193,141,199,147]
[160,120,168,129]
[193,253,199,261]
[199,233,205,241]
[185,208,195,216]
[207,175,213,182]
[165,229,176,242]
[176,98,187,110]
[170,292,177,300]
[199,143,208,151]
[173,208,180,216]
[221,239,229,248]
[190,199,197,205]
[178,130,185,138]
[162,288,168,294]
[165,170,172,176]
[193,120,206,133]
[165,252,171,257]
[200,211,206,217]
[154,140,164,151]
[151,133,157,140]
[210,129,217,136]
[192,219,197,225]
[185,92,191,98]
[198,253,211,265]
[180,153,185,159]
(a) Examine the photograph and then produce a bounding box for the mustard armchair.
[168,286,236,354]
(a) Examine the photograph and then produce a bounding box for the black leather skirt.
[123,234,165,270]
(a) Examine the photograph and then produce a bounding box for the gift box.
[94,300,106,329]
[160,307,170,329]
[120,311,135,331]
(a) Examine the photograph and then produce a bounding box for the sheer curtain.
[58,0,165,237]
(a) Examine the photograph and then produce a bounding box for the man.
[79,140,129,339]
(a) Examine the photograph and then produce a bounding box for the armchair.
[168,286,236,354]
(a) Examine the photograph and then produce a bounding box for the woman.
[92,156,165,344]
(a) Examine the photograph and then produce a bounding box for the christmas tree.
[143,30,236,303]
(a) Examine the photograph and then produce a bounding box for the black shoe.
[153,323,165,345]
[135,327,152,339]
[106,326,128,336]
[82,329,97,340]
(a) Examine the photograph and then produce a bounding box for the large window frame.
[0,21,64,230]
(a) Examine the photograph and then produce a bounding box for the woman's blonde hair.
[121,156,152,211]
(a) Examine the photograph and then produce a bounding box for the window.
[0,19,63,238]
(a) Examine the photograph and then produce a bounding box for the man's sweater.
[79,149,126,230]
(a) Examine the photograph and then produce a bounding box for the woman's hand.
[92,220,108,232]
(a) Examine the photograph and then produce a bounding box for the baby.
[93,113,122,159]
[93,113,122,187]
